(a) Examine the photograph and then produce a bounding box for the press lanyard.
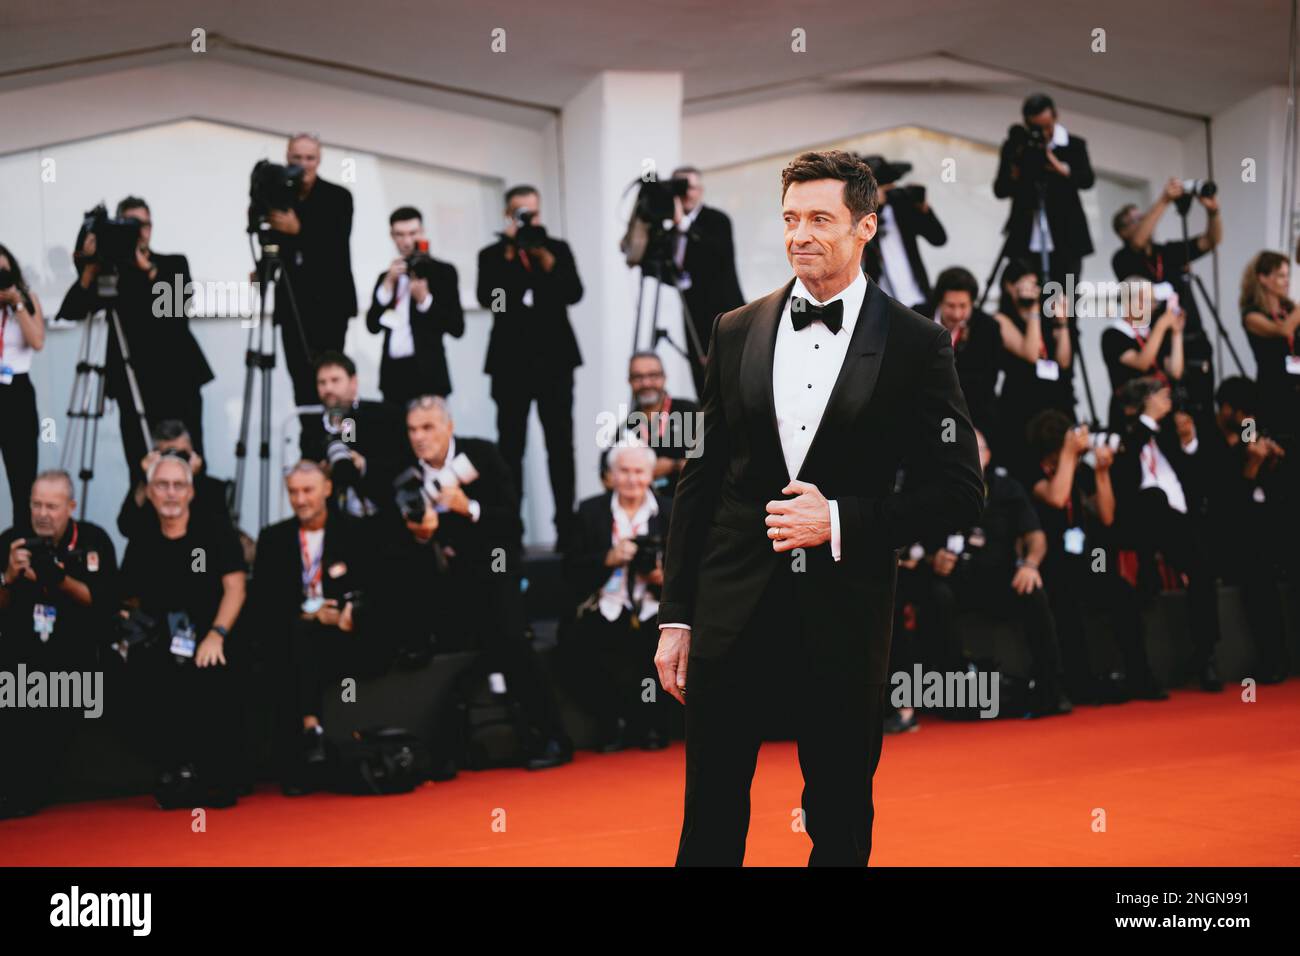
[299,527,323,597]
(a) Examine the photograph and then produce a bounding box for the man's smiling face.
[782,178,875,291]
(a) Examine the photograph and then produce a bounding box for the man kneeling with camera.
[563,443,672,752]
[117,454,246,809]
[249,460,377,795]
[0,470,118,819]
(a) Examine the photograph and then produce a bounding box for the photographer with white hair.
[562,442,673,752]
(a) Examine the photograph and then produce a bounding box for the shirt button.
[801,425,807,430]
[807,383,812,388]
[815,344,820,349]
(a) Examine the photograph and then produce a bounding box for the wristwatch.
[210,625,229,639]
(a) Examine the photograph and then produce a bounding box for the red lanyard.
[611,510,648,545]
[1142,442,1160,479]
[950,323,964,349]
[0,308,8,361]
[299,527,323,596]
[1147,251,1164,283]
[519,249,532,272]
[1064,494,1074,527]
[637,395,672,443]
[1275,309,1296,355]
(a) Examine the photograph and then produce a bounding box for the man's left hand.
[765,480,831,552]
[532,247,556,272]
[1011,564,1043,595]
[267,209,301,235]
[1174,411,1197,448]
[196,632,227,668]
[438,485,472,517]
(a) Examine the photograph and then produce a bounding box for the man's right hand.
[1143,387,1173,423]
[932,549,958,577]
[5,538,35,586]
[654,627,690,705]
[406,509,439,542]
[384,258,407,291]
[606,538,638,567]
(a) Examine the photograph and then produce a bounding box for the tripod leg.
[108,306,153,457]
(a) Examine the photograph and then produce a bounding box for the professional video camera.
[628,533,664,577]
[392,453,480,523]
[247,159,304,227]
[621,176,690,268]
[72,203,143,274]
[1006,123,1051,181]
[511,209,548,251]
[404,237,438,281]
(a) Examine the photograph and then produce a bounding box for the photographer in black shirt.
[117,419,233,541]
[0,471,117,819]
[119,455,247,808]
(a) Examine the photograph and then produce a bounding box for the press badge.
[1063,527,1086,555]
[1035,359,1060,381]
[522,288,535,308]
[168,612,196,659]
[0,364,13,386]
[32,604,56,642]
[946,534,965,555]
[301,595,325,614]
[1285,355,1300,376]
[86,551,100,572]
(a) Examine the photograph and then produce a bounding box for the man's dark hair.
[1026,408,1075,460]
[116,196,149,217]
[151,419,191,444]
[1022,93,1056,119]
[504,184,539,207]
[1215,375,1259,415]
[780,150,878,222]
[389,206,422,226]
[1112,203,1138,238]
[671,165,701,180]
[934,267,979,302]
[312,350,356,378]
[629,350,664,371]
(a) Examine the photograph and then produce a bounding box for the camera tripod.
[632,253,706,370]
[230,231,311,530]
[60,275,152,516]
[1173,195,1244,379]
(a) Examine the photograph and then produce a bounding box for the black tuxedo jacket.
[680,205,745,342]
[993,132,1096,260]
[660,277,984,683]
[299,399,408,512]
[565,489,672,606]
[273,177,358,335]
[862,191,947,305]
[57,252,214,405]
[1112,414,1209,525]
[476,237,584,380]
[365,260,465,397]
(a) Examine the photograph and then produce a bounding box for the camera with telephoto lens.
[512,209,548,251]
[393,453,480,524]
[1006,124,1050,181]
[248,160,304,223]
[324,422,359,487]
[0,268,14,291]
[73,203,143,274]
[628,534,663,577]
[24,538,71,587]
[405,238,437,281]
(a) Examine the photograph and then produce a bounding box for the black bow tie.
[790,296,844,334]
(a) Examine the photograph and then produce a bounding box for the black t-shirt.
[1032,461,1099,568]
[996,311,1073,415]
[1112,240,1209,335]
[120,514,245,637]
[934,468,1039,581]
[623,395,701,496]
[0,520,119,664]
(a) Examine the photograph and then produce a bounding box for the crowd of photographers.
[2,96,1298,815]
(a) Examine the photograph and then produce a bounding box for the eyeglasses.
[629,372,664,383]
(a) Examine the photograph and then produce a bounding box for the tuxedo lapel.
[742,280,796,484]
[796,278,890,482]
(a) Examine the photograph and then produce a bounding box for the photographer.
[119,455,246,808]
[668,166,745,397]
[1111,377,1222,691]
[57,197,213,470]
[910,430,1071,718]
[1026,411,1166,705]
[860,155,947,313]
[388,395,572,770]
[622,351,700,498]
[993,93,1095,292]
[475,185,584,547]
[266,134,358,416]
[365,206,465,408]
[249,460,379,794]
[933,267,1001,436]
[0,471,117,819]
[0,243,45,523]
[116,419,233,541]
[299,351,407,519]
[1101,277,1186,430]
[562,443,672,752]
[1239,251,1300,444]
[1112,179,1220,407]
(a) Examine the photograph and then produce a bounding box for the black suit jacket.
[365,260,465,397]
[565,490,672,607]
[680,205,745,342]
[273,177,358,336]
[299,400,408,513]
[660,277,984,683]
[57,252,214,405]
[993,132,1096,260]
[476,237,583,379]
[1112,414,1209,528]
[862,191,947,305]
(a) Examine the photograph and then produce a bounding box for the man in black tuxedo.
[669,167,746,398]
[248,460,380,794]
[860,156,947,313]
[655,150,984,866]
[267,133,358,415]
[365,206,465,407]
[476,185,584,546]
[993,93,1096,293]
[387,396,572,769]
[59,196,214,469]
[298,352,407,519]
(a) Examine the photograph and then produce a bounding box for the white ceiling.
[2,0,1292,131]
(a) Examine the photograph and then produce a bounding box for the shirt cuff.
[1183,437,1199,454]
[467,499,481,523]
[659,622,690,631]
[829,499,842,562]
[416,292,433,312]
[1139,414,1159,432]
[375,283,394,307]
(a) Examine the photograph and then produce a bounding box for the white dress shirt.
[1137,414,1195,515]
[875,203,926,308]
[1028,122,1071,255]
[0,304,35,374]
[600,492,660,622]
[374,274,434,360]
[418,436,481,523]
